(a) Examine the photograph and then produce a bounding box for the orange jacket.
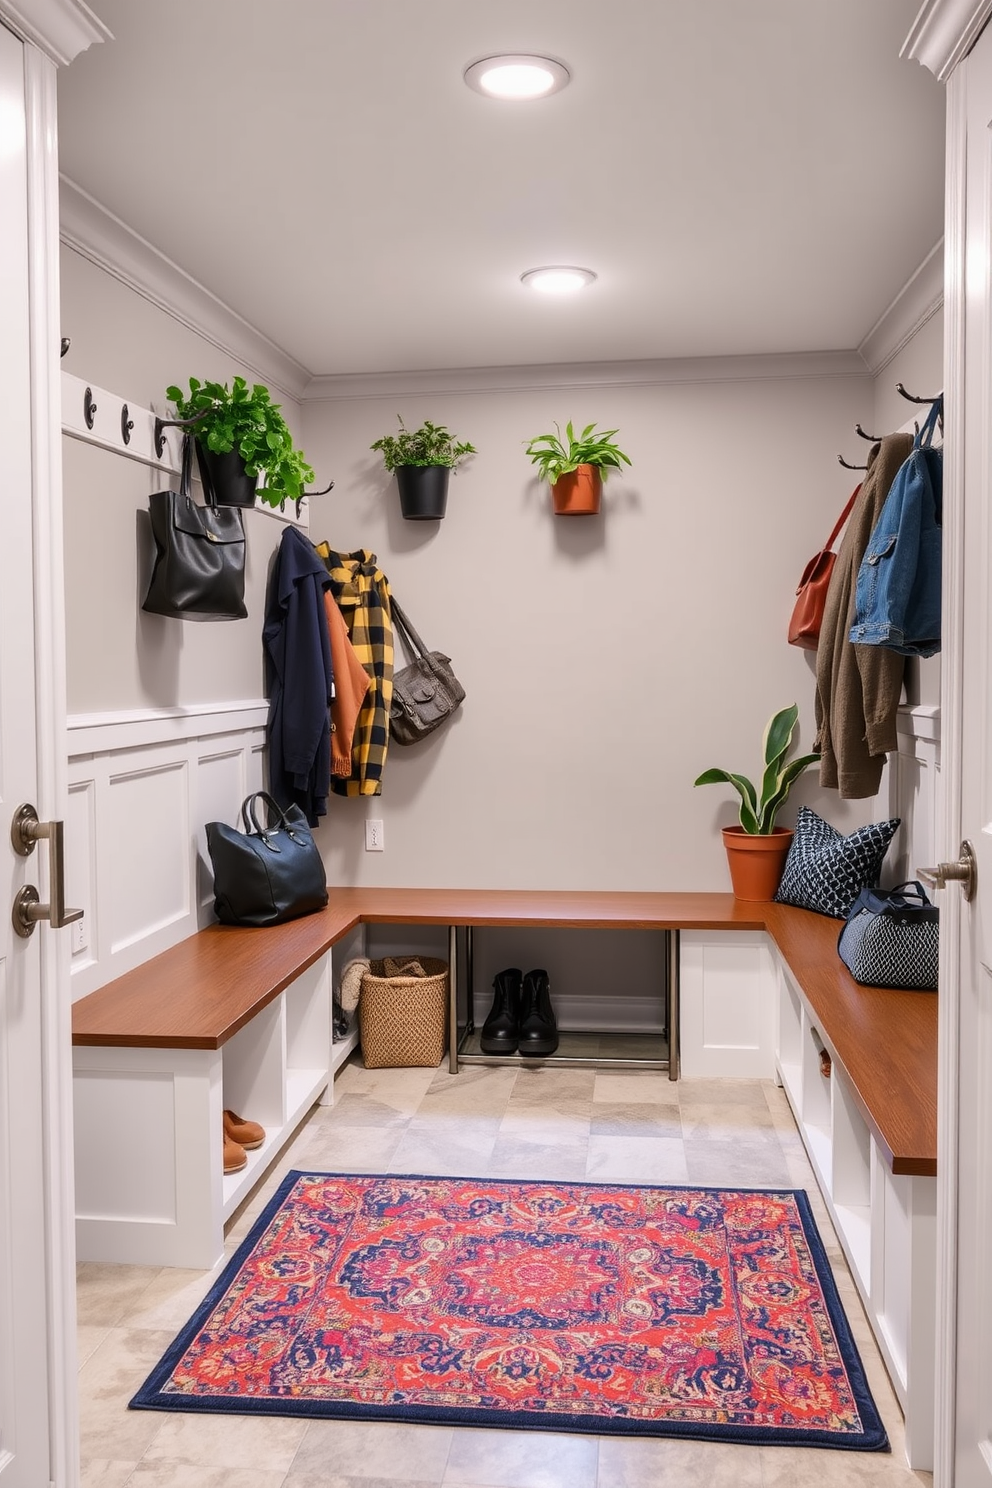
[324,592,371,777]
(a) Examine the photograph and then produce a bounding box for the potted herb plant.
[693,704,820,900]
[525,421,632,515]
[166,376,315,508]
[370,417,477,520]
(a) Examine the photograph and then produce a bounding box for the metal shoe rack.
[445,926,679,1079]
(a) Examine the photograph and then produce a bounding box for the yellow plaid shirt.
[316,546,393,797]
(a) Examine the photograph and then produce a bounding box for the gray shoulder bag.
[389,597,466,745]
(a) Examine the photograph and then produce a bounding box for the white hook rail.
[60,372,312,527]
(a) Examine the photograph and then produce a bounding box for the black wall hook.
[855,422,883,443]
[279,479,335,519]
[121,404,134,446]
[153,409,211,460]
[60,337,70,358]
[83,386,97,430]
[896,382,941,406]
[838,453,868,471]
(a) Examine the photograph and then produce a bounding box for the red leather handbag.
[788,485,860,649]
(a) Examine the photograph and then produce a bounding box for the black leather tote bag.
[205,791,328,927]
[143,434,248,620]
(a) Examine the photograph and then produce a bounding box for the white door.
[0,20,75,1487]
[942,17,992,1488]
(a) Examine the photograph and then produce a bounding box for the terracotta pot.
[721,826,793,901]
[551,464,602,515]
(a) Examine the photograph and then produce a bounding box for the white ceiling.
[55,0,946,378]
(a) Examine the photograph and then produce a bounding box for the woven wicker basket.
[359,957,449,1069]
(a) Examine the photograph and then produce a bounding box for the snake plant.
[694,704,820,834]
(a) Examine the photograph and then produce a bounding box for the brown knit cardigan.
[814,432,913,799]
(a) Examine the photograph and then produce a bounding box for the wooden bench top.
[70,887,937,1177]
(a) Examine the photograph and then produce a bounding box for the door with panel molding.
[0,19,66,1486]
[945,18,992,1487]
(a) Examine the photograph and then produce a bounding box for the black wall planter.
[195,442,259,508]
[396,464,449,520]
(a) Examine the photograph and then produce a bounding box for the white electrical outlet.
[71,916,87,954]
[365,818,384,852]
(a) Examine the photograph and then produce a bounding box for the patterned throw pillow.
[774,807,900,919]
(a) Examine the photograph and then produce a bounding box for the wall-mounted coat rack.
[837,383,944,470]
[61,373,331,528]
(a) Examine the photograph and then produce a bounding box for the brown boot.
[223,1109,265,1150]
[223,1132,247,1174]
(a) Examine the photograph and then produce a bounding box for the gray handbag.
[389,597,465,745]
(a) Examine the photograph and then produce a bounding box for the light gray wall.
[303,364,885,892]
[60,249,302,714]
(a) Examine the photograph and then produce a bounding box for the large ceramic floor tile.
[76,1262,163,1327]
[286,1123,406,1175]
[759,1444,927,1485]
[118,1264,220,1331]
[420,1067,520,1118]
[589,1102,682,1139]
[585,1135,690,1185]
[511,1067,597,1103]
[683,1138,792,1188]
[443,1426,598,1488]
[79,1459,137,1487]
[334,1063,441,1113]
[125,1460,288,1487]
[77,1327,177,1461]
[327,1092,420,1128]
[593,1072,678,1106]
[680,1102,781,1144]
[497,1108,592,1145]
[486,1135,590,1182]
[77,1322,112,1368]
[677,1078,772,1108]
[291,1419,454,1480]
[285,1477,442,1488]
[389,1119,500,1176]
[141,1412,307,1473]
[597,1436,765,1488]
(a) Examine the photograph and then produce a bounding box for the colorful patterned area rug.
[130,1172,888,1451]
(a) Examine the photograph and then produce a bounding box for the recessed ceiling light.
[464,54,570,101]
[520,266,597,295]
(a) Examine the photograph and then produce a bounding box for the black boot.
[518,968,558,1057]
[480,967,522,1055]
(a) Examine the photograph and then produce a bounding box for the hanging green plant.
[166,376,315,509]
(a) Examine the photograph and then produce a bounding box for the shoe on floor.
[223,1132,247,1174]
[480,967,522,1055]
[223,1108,265,1150]
[518,968,558,1057]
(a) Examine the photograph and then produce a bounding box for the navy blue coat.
[263,527,334,826]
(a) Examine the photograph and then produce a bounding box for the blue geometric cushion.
[774,807,900,919]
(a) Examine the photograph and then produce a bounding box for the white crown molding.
[0,0,109,66]
[901,0,992,80]
[59,177,311,404]
[303,350,870,403]
[858,240,944,376]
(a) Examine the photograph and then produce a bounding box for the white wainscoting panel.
[68,702,267,1000]
[679,931,776,1079]
[885,704,941,886]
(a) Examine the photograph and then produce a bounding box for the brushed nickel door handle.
[10,803,83,936]
[917,840,977,902]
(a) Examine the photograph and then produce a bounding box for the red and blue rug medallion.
[131,1172,887,1450]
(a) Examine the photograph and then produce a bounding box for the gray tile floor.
[77,1061,932,1487]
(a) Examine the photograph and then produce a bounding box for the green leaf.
[694,767,759,832]
[757,752,821,832]
[763,704,799,771]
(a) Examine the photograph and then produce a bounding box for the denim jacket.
[849,398,942,658]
